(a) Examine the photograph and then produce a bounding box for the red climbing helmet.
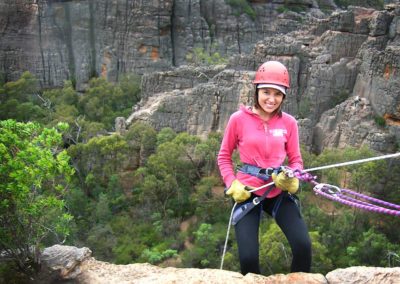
[253,61,290,89]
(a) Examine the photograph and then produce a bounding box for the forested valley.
[1,72,400,283]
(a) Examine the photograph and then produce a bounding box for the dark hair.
[253,87,285,117]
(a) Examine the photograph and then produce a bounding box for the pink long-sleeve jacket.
[217,105,303,198]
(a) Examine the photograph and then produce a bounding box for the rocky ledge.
[36,245,400,284]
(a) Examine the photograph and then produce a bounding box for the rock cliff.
[0,0,326,89]
[1,1,400,152]
[126,3,400,153]
[36,245,400,284]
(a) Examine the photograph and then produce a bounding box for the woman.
[217,61,311,275]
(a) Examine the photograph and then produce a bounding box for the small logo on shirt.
[269,129,287,137]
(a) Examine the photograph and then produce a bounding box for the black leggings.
[234,193,312,275]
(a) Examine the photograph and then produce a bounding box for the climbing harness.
[220,152,400,270]
[238,164,276,181]
[231,184,275,225]
[234,165,285,224]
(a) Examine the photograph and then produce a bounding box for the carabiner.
[253,197,260,205]
[314,183,341,195]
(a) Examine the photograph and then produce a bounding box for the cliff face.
[1,1,400,152]
[0,0,322,89]
[127,4,400,153]
[0,0,174,89]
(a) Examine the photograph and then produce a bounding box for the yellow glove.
[272,168,299,194]
[226,179,251,203]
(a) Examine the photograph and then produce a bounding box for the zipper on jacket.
[264,122,269,158]
[263,122,268,134]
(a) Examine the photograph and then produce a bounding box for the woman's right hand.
[226,179,251,203]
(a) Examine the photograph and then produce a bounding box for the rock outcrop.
[1,1,400,152]
[313,96,397,153]
[36,245,400,284]
[126,4,400,153]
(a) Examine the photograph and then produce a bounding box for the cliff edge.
[36,245,400,284]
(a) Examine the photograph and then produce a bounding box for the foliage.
[2,69,400,276]
[308,231,333,273]
[258,221,331,274]
[277,2,307,14]
[186,47,228,66]
[78,77,136,129]
[133,132,202,218]
[125,121,158,168]
[346,228,400,267]
[300,146,400,270]
[68,134,130,191]
[331,89,349,108]
[0,71,38,103]
[374,115,386,127]
[334,0,384,9]
[0,120,74,276]
[192,176,230,224]
[182,223,227,268]
[226,0,256,20]
[194,132,222,176]
[140,248,178,264]
[0,72,45,122]
[259,222,291,274]
[118,73,142,105]
[1,72,141,141]
[156,127,177,146]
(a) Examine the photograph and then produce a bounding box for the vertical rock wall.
[0,0,175,89]
[0,0,322,89]
[127,4,400,153]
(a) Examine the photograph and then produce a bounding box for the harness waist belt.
[239,164,275,181]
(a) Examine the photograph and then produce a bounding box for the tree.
[182,223,225,268]
[0,119,74,276]
[194,132,222,176]
[78,77,139,129]
[125,121,157,168]
[0,72,45,122]
[134,132,202,218]
[259,222,291,274]
[117,73,141,106]
[347,228,400,267]
[259,222,333,275]
[67,134,130,194]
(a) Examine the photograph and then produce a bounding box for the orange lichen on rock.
[151,46,159,61]
[384,113,400,126]
[384,64,392,80]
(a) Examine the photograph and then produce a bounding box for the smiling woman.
[217,60,311,275]
[253,87,284,121]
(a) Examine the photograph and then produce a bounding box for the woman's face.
[257,87,284,115]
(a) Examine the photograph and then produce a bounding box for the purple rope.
[337,193,381,208]
[313,187,400,216]
[340,188,400,210]
[294,170,400,217]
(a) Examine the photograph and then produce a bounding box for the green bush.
[226,0,256,20]
[0,120,74,277]
[374,115,386,127]
[186,47,228,66]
